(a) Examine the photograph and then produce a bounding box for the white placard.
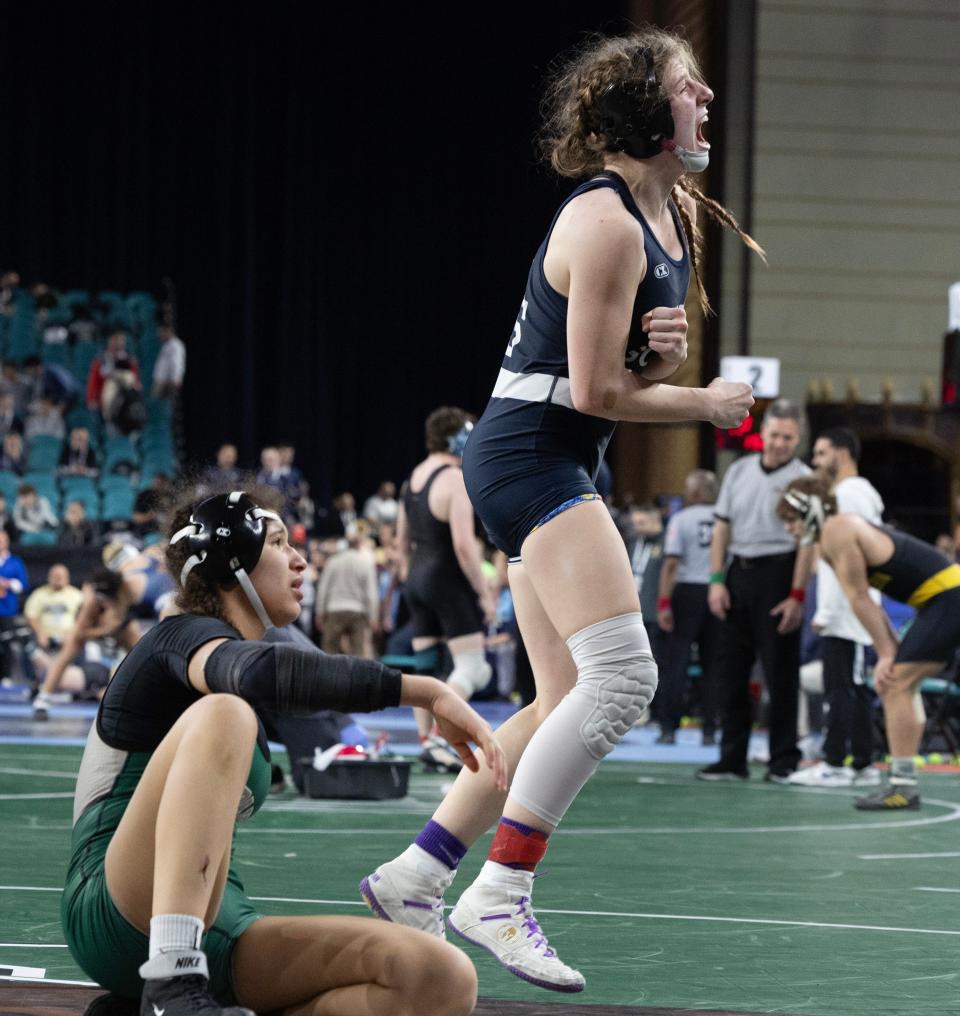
[719,356,780,399]
[949,282,960,332]
[0,964,46,977]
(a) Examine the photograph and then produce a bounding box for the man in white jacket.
[790,428,884,787]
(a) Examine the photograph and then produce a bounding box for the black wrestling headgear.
[590,47,674,160]
[170,491,283,627]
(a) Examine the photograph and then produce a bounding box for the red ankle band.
[488,822,548,870]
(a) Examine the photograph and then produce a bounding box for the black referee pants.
[821,636,874,771]
[656,583,721,734]
[717,553,801,775]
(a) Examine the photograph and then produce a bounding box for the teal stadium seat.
[0,471,20,504]
[19,530,58,547]
[103,436,139,475]
[102,485,135,523]
[60,476,100,519]
[22,472,58,504]
[26,435,64,472]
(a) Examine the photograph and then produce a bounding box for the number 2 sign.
[719,356,780,399]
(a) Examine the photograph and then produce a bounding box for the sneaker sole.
[359,876,393,923]
[447,915,585,994]
[854,800,920,811]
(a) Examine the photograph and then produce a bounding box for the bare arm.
[824,530,898,662]
[708,518,731,620]
[564,200,752,427]
[395,499,410,582]
[448,474,490,601]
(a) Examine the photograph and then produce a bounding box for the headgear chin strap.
[783,490,825,545]
[447,421,473,458]
[661,139,710,174]
[170,491,283,630]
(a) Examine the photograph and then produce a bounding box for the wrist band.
[788,587,806,604]
[709,571,725,584]
[657,597,672,612]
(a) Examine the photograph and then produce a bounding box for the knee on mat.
[391,940,477,1016]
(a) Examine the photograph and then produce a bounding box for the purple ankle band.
[415,820,468,870]
[500,816,548,840]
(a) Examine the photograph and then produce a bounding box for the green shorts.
[62,845,261,1003]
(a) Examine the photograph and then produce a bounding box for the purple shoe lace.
[515,895,556,958]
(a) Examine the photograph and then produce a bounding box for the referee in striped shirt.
[697,399,815,783]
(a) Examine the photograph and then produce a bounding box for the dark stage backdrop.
[0,3,641,509]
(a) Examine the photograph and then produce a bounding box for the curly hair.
[164,476,284,624]
[539,28,765,315]
[424,406,472,452]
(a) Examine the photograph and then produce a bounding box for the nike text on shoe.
[787,762,853,787]
[448,867,585,993]
[854,783,920,811]
[360,850,455,938]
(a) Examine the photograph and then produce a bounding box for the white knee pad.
[567,612,657,759]
[446,648,493,698]
[507,611,656,827]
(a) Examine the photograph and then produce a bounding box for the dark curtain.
[0,3,632,509]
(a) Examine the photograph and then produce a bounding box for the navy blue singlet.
[462,171,690,558]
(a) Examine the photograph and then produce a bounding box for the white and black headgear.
[782,488,826,545]
[170,491,283,628]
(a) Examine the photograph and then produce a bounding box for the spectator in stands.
[0,393,23,439]
[0,432,26,475]
[363,480,400,530]
[24,563,84,684]
[21,356,78,415]
[626,502,667,666]
[58,426,98,477]
[200,442,241,492]
[315,521,380,657]
[24,397,66,442]
[132,472,171,539]
[14,483,58,536]
[86,327,140,413]
[151,322,186,400]
[102,353,144,436]
[0,495,16,542]
[277,444,306,520]
[68,305,99,346]
[333,490,358,537]
[60,500,98,546]
[257,445,283,490]
[0,363,29,417]
[0,529,28,678]
[934,532,956,562]
[296,480,316,531]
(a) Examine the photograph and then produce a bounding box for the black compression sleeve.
[203,641,403,715]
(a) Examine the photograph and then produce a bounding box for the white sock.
[148,913,204,959]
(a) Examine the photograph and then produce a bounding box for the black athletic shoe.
[84,993,139,1016]
[419,734,464,774]
[140,975,254,1016]
[764,770,794,785]
[696,762,749,781]
[854,783,920,811]
[655,729,676,745]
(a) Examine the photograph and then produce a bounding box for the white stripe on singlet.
[491,368,575,410]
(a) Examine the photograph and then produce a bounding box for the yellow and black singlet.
[866,524,960,608]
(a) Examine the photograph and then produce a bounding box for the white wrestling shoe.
[359,845,456,938]
[786,762,853,787]
[448,861,585,993]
